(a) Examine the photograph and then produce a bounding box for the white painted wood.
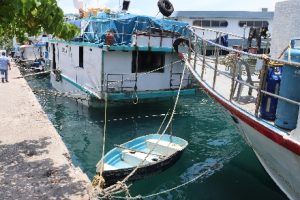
[237,118,300,200]
[132,35,174,48]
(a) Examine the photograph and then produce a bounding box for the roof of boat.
[67,13,190,46]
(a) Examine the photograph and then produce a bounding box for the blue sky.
[58,0,280,16]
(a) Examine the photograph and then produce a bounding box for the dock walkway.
[0,63,91,199]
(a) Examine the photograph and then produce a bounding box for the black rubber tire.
[158,0,174,17]
[173,37,193,53]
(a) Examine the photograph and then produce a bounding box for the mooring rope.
[100,93,108,176]
[23,60,183,100]
[98,65,188,198]
[112,167,212,199]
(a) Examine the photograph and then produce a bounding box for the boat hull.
[233,115,300,200]
[50,73,196,107]
[102,150,184,186]
[186,60,300,200]
[199,83,300,199]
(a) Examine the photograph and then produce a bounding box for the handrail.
[190,25,270,45]
[189,29,300,68]
[193,53,300,108]
[190,25,245,39]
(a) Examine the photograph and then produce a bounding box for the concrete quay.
[0,63,91,199]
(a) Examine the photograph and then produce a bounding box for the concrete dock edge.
[0,63,91,199]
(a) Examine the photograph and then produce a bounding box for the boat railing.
[190,26,270,53]
[106,73,137,92]
[81,31,178,46]
[184,28,300,131]
[81,23,180,46]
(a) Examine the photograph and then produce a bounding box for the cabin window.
[239,21,269,27]
[193,20,228,27]
[79,46,84,68]
[132,51,165,73]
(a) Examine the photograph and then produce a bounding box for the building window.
[219,21,228,27]
[239,21,269,27]
[132,51,165,73]
[193,20,228,27]
[79,46,83,68]
[211,20,220,27]
[193,20,202,26]
[201,20,210,27]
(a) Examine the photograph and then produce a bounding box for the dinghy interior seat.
[121,150,162,166]
[146,139,183,155]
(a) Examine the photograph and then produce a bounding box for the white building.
[172,9,274,50]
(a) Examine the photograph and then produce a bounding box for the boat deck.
[200,57,258,113]
[189,54,291,135]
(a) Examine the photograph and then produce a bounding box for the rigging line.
[22,60,183,99]
[100,110,171,197]
[99,92,108,177]
[157,109,171,134]
[190,28,300,67]
[112,146,242,199]
[16,70,51,78]
[102,65,188,197]
[112,167,212,199]
[124,65,187,181]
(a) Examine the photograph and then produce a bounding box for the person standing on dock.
[0,52,11,83]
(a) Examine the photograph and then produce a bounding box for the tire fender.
[157,0,174,17]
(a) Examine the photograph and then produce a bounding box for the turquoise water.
[27,75,287,200]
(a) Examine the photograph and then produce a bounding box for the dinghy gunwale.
[97,134,188,186]
[102,148,185,186]
[101,134,188,170]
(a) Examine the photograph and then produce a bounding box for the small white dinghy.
[96,134,188,186]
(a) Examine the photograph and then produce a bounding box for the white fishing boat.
[17,42,48,72]
[48,1,195,107]
[180,1,300,199]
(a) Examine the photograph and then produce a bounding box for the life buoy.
[173,37,193,53]
[157,0,174,17]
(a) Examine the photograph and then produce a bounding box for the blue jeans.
[0,69,8,82]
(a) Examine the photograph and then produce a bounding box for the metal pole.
[201,32,206,80]
[212,32,221,89]
[241,25,247,51]
[188,36,192,62]
[230,58,238,101]
[255,57,268,117]
[193,36,198,70]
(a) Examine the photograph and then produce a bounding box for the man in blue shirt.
[0,52,11,83]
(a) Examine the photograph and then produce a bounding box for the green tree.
[0,0,79,41]
[0,35,13,51]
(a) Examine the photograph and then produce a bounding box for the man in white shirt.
[0,52,11,83]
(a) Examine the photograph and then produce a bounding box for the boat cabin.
[49,14,195,105]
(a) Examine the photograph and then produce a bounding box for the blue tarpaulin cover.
[74,13,190,45]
